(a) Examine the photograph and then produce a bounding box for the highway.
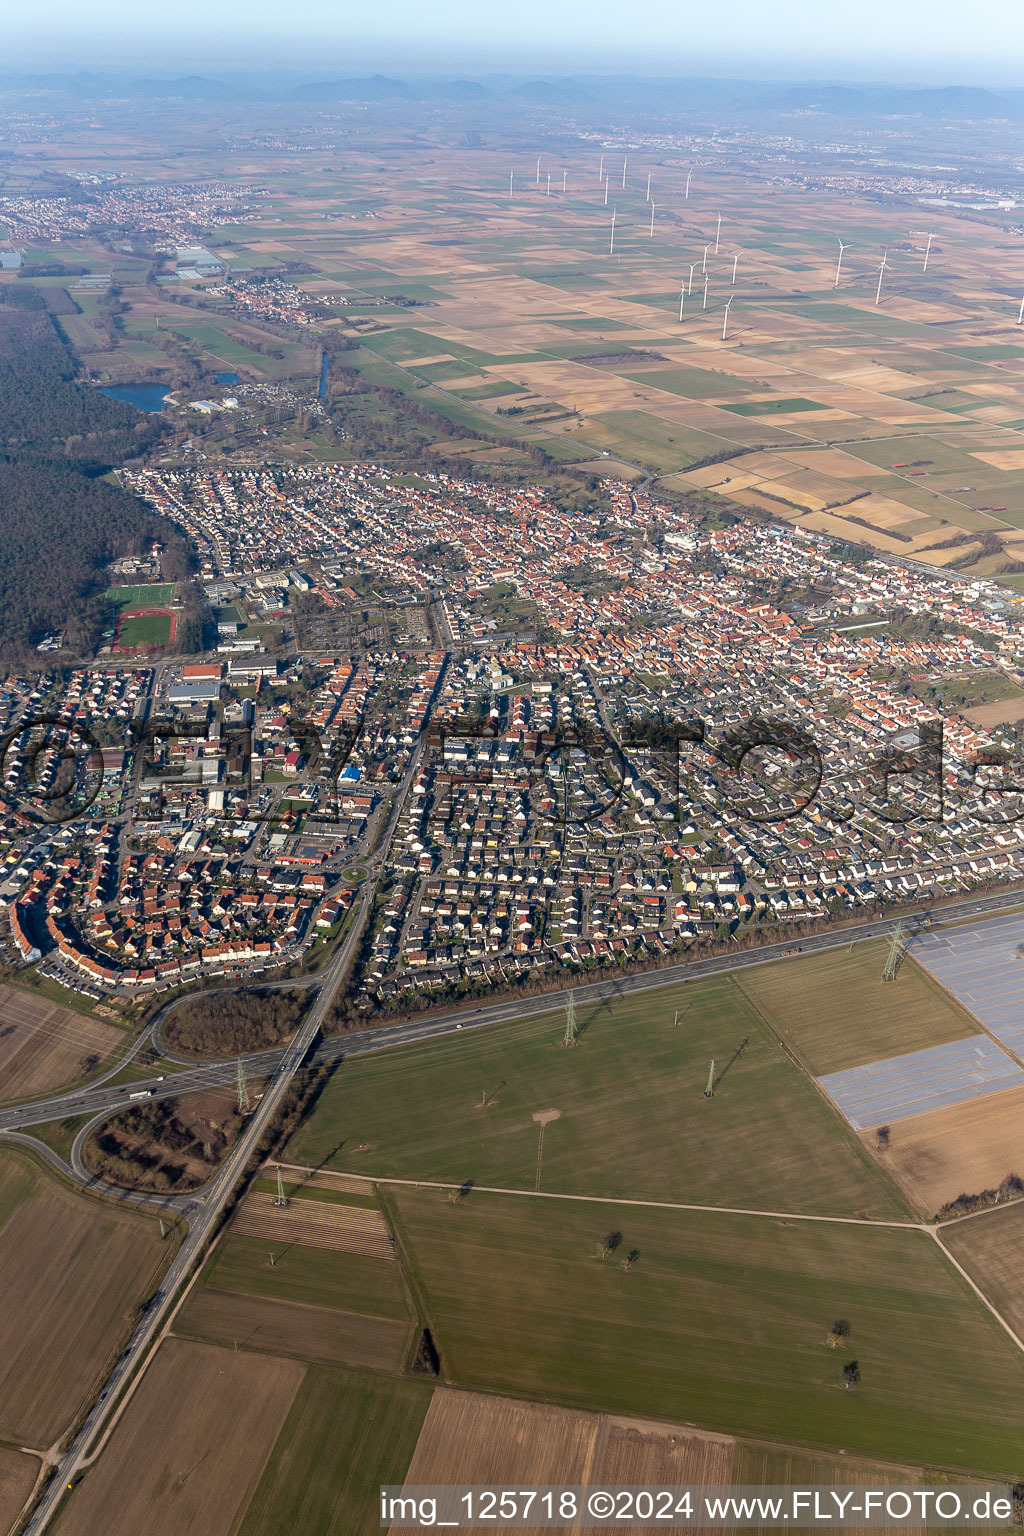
[4,885,1024,1152]
[6,883,1024,1533]
[15,884,370,1536]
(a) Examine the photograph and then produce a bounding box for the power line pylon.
[236,1057,250,1115]
[273,1164,289,1207]
[562,989,578,1048]
[704,1059,716,1099]
[882,921,905,982]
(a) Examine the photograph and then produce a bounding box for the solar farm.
[819,1035,1024,1131]
[910,912,1024,1056]
[788,917,1024,1134]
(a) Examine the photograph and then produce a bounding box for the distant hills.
[4,70,1024,122]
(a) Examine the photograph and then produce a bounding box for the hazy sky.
[6,0,1024,83]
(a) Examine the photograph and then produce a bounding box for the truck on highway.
[128,1089,154,1100]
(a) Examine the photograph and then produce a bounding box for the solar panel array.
[910,914,1024,1057]
[819,1036,1024,1131]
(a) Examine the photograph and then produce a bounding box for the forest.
[0,287,183,655]
[164,988,307,1056]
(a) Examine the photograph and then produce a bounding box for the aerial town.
[4,48,1024,1536]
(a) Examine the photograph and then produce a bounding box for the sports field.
[734,944,980,1076]
[114,607,175,649]
[237,1366,433,1536]
[0,1147,167,1447]
[387,1186,1024,1475]
[286,973,907,1218]
[105,583,175,608]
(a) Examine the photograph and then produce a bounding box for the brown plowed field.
[391,1389,599,1536]
[175,1288,410,1371]
[942,1201,1024,1341]
[231,1189,395,1258]
[58,1339,302,1536]
[863,1081,1024,1217]
[0,1448,38,1536]
[591,1420,734,1535]
[0,1171,165,1447]
[0,984,122,1100]
[392,1391,921,1536]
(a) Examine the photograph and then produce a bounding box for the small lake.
[216,372,240,385]
[99,382,169,413]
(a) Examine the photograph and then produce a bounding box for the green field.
[735,943,980,1076]
[116,610,173,648]
[622,366,759,399]
[389,1186,1024,1476]
[587,410,734,472]
[105,583,175,608]
[237,1366,432,1536]
[204,1234,411,1321]
[722,397,829,415]
[286,973,907,1218]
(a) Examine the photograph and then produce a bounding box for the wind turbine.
[621,156,627,188]
[731,252,739,285]
[703,275,709,311]
[715,213,722,253]
[922,232,934,272]
[546,171,551,195]
[1018,292,1024,326]
[536,155,542,184]
[609,208,616,256]
[646,172,652,203]
[722,298,733,341]
[688,263,696,295]
[875,249,889,307]
[685,166,693,199]
[508,170,514,199]
[702,243,710,274]
[678,283,686,321]
[562,169,567,192]
[649,201,656,237]
[834,236,847,290]
[604,178,609,207]
[598,153,605,183]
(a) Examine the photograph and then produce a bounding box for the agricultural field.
[391,1389,930,1536]
[203,1232,411,1320]
[392,1390,600,1536]
[0,983,124,1101]
[868,1084,1024,1217]
[173,1288,411,1372]
[176,1185,417,1373]
[734,944,980,1076]
[941,1202,1024,1342]
[286,972,907,1219]
[0,1450,38,1536]
[28,142,1024,573]
[386,1185,1024,1475]
[0,1147,167,1447]
[237,1366,433,1536]
[57,1339,304,1536]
